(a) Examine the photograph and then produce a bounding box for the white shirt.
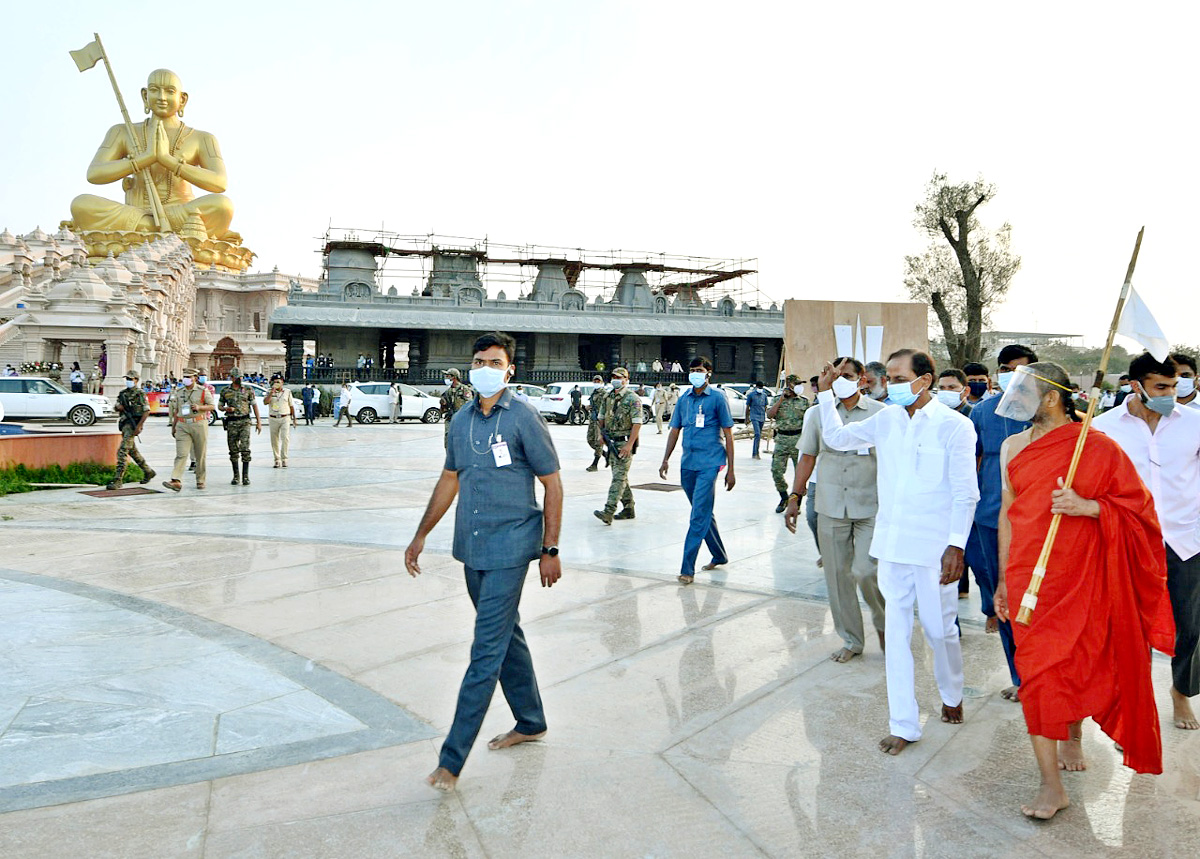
[388,386,400,404]
[1093,400,1200,560]
[817,390,979,568]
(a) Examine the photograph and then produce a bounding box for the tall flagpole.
[91,32,168,230]
[1014,226,1144,625]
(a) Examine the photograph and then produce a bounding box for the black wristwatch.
[541,546,559,557]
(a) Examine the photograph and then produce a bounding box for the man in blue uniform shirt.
[405,331,563,792]
[659,356,737,584]
[966,343,1036,701]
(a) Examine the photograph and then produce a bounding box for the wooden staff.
[1015,226,1144,625]
[92,33,168,230]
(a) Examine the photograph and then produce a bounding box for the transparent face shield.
[994,365,1043,421]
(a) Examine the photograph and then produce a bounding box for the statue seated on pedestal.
[66,69,252,271]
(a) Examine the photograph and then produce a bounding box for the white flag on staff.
[1117,286,1171,362]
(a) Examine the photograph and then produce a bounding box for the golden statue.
[66,39,252,271]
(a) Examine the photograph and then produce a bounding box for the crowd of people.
[401,332,1195,821]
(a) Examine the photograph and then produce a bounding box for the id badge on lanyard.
[491,433,511,467]
[695,408,705,428]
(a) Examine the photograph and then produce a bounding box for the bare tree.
[904,172,1021,368]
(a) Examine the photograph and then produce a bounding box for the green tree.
[905,173,1021,368]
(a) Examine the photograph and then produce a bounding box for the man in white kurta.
[817,350,979,754]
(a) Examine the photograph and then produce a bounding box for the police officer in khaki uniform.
[163,368,216,491]
[593,367,642,524]
[219,367,262,485]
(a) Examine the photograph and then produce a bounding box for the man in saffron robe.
[994,363,1174,820]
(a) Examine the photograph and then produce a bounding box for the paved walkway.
[0,417,1196,857]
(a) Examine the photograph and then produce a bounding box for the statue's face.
[142,70,187,119]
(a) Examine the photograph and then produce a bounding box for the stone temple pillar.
[684,340,698,363]
[752,342,765,382]
[284,328,304,382]
[408,333,424,381]
[515,336,528,371]
[608,339,622,370]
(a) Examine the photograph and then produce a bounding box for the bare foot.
[426,767,458,792]
[1171,687,1200,730]
[941,702,964,724]
[985,616,999,634]
[879,735,912,755]
[830,648,859,664]
[1021,783,1069,820]
[488,729,546,750]
[1000,686,1020,702]
[700,561,725,571]
[877,629,886,652]
[1057,738,1086,771]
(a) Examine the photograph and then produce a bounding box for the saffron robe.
[1007,423,1175,774]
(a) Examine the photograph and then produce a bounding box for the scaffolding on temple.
[317,228,772,309]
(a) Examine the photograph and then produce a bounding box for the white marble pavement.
[0,414,1197,857]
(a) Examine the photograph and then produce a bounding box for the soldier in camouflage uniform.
[107,369,155,490]
[593,367,643,524]
[767,374,810,513]
[218,367,262,486]
[439,368,473,449]
[586,374,609,472]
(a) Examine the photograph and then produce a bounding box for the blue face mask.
[997,371,1015,392]
[688,372,708,389]
[1142,392,1176,417]
[887,379,922,407]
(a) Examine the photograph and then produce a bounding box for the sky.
[2,0,1197,348]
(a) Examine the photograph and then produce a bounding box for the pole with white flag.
[1015,227,1145,625]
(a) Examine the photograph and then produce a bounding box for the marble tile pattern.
[0,419,1197,857]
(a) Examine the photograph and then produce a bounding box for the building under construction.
[268,231,784,383]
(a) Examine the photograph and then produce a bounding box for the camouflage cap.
[592,374,604,383]
[611,367,630,379]
[229,366,243,378]
[785,374,801,385]
[445,368,461,379]
[125,369,140,380]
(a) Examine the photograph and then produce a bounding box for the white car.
[0,376,113,426]
[711,385,748,421]
[204,380,304,425]
[538,381,600,424]
[344,382,443,424]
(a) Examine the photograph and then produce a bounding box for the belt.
[179,414,206,423]
[610,434,630,441]
[226,415,250,421]
[269,413,289,418]
[777,428,802,436]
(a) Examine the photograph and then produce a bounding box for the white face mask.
[1177,377,1196,399]
[1120,384,1132,393]
[183,377,195,387]
[936,390,963,407]
[613,378,625,388]
[469,365,509,397]
[124,379,135,388]
[444,378,453,386]
[831,376,859,399]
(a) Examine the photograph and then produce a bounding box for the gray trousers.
[817,512,886,653]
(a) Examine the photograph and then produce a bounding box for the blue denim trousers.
[439,563,547,775]
[964,523,1019,686]
[680,467,728,576]
[751,418,764,457]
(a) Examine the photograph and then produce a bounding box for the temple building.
[269,233,785,383]
[0,227,316,385]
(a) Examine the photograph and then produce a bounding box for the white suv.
[0,376,113,426]
[538,381,600,424]
[345,382,443,424]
